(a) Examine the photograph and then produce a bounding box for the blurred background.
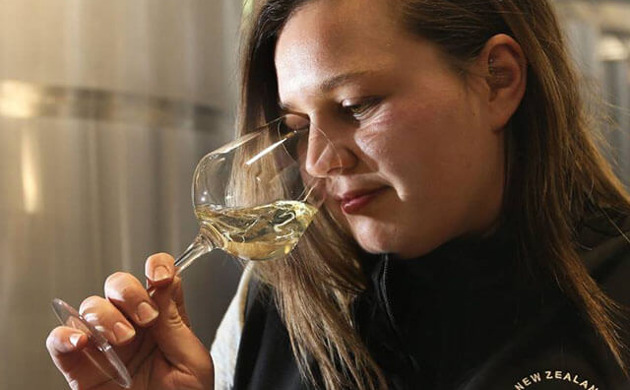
[0,0,628,389]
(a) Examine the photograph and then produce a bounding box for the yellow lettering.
[580,380,589,389]
[530,372,542,383]
[523,377,531,386]
[514,384,525,390]
[563,372,572,381]
[545,371,553,379]
[555,371,563,379]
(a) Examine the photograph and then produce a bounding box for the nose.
[304,123,354,178]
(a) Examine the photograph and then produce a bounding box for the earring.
[488,57,496,75]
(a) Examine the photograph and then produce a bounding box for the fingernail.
[83,313,98,323]
[113,322,136,343]
[152,266,170,282]
[69,333,83,348]
[94,325,115,342]
[136,302,159,324]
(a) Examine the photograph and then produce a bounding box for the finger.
[150,277,212,378]
[47,327,117,389]
[46,327,91,377]
[144,253,190,325]
[79,295,136,346]
[104,272,159,327]
[46,326,88,358]
[145,252,176,287]
[171,275,191,327]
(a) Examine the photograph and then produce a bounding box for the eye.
[278,113,310,134]
[342,97,381,120]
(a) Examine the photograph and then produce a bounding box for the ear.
[473,34,527,132]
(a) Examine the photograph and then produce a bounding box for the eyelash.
[342,97,381,120]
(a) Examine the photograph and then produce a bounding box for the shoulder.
[579,211,630,305]
[461,307,628,390]
[463,213,630,390]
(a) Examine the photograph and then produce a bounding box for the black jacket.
[232,213,630,389]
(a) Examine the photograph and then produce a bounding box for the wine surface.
[195,200,317,261]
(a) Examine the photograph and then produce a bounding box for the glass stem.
[173,234,214,275]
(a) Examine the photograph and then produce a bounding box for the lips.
[335,187,386,214]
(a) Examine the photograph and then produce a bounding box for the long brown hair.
[237,0,630,388]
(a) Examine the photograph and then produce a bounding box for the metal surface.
[0,105,242,390]
[0,80,220,129]
[556,0,630,188]
[0,1,243,389]
[556,0,630,35]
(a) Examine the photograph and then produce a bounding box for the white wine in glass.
[195,200,318,261]
[51,114,338,388]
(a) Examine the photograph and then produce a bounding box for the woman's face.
[275,0,506,258]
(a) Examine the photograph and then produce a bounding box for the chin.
[353,228,394,255]
[354,228,444,259]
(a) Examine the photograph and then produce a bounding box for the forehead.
[274,0,407,93]
[281,0,399,44]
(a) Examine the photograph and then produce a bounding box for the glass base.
[51,298,133,388]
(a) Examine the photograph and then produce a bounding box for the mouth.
[335,187,387,214]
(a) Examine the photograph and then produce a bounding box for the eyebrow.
[278,69,380,111]
[320,70,377,92]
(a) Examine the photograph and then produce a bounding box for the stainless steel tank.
[0,1,242,388]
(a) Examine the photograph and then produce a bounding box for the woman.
[47,0,630,389]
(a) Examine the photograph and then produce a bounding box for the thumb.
[150,277,213,379]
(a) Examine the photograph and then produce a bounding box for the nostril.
[303,122,353,176]
[305,144,342,177]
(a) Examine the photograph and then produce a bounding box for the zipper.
[378,254,420,373]
[380,254,399,335]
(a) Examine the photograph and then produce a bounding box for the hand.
[46,253,214,390]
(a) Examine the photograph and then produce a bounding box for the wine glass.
[51,114,338,388]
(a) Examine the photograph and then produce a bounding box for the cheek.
[353,109,406,162]
[357,102,446,172]
[388,92,480,160]
[362,96,486,200]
